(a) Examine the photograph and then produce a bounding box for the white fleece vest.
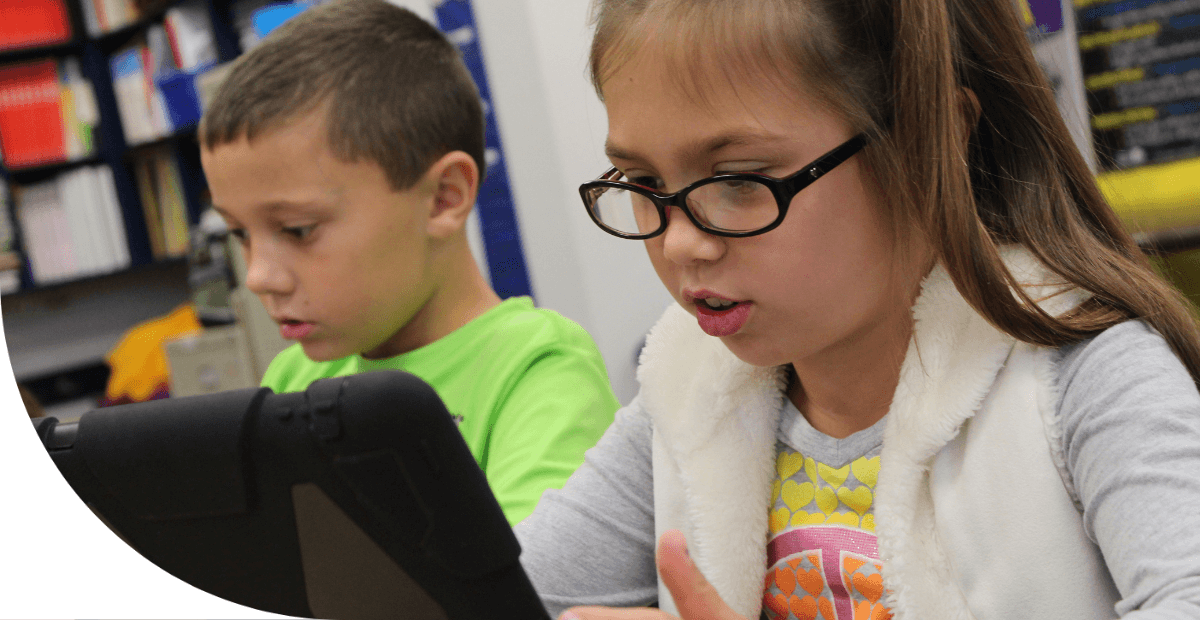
[636,248,1122,620]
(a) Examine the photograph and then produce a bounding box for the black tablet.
[31,370,550,620]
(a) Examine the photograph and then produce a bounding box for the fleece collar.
[635,247,1078,619]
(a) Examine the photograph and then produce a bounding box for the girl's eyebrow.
[605,129,787,163]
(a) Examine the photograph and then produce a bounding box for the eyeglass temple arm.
[785,134,869,193]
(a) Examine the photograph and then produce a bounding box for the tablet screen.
[33,370,549,620]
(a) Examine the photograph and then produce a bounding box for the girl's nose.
[660,205,725,265]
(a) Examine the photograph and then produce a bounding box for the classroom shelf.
[0,40,82,63]
[0,0,246,295]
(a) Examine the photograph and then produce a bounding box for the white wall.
[467,0,673,404]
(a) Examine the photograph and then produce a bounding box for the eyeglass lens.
[590,178,779,236]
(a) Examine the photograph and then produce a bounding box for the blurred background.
[1,0,1199,421]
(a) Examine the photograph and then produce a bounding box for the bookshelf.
[0,0,246,295]
[0,0,255,398]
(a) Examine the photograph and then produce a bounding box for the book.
[56,168,104,276]
[0,58,99,170]
[132,153,167,258]
[110,43,166,144]
[95,165,132,271]
[110,32,188,144]
[58,58,99,160]
[0,0,72,52]
[165,0,218,72]
[129,146,191,259]
[0,180,21,294]
[15,180,73,283]
[0,60,67,168]
[14,165,131,284]
[155,151,189,256]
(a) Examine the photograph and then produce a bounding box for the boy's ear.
[425,151,480,239]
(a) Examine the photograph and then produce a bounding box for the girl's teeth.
[704,298,736,309]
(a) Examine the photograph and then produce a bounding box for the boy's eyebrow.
[211,200,331,218]
[605,129,787,164]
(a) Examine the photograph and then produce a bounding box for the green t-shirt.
[260,296,619,524]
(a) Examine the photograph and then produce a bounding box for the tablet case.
[32,370,550,620]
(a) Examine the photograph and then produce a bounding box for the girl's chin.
[718,335,791,369]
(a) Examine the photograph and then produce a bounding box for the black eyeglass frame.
[579,134,869,240]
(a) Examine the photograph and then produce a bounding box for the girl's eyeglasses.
[578,134,867,239]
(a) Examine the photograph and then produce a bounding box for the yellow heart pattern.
[837,486,873,514]
[770,507,791,534]
[815,487,838,514]
[804,456,819,486]
[768,448,881,536]
[818,462,850,487]
[852,456,880,488]
[790,510,827,527]
[777,451,805,479]
[827,511,860,527]
[782,481,816,511]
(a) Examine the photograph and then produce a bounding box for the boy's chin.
[299,341,353,363]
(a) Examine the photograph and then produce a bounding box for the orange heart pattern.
[763,550,895,620]
[762,551,832,620]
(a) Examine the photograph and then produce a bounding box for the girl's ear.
[960,87,982,142]
[424,150,480,239]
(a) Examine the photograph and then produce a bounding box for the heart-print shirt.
[761,400,889,620]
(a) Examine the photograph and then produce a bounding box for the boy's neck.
[361,242,501,360]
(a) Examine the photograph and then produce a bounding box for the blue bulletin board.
[434,0,535,300]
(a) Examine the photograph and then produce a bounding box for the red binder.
[0,0,72,52]
[0,60,67,169]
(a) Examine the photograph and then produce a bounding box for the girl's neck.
[786,308,912,440]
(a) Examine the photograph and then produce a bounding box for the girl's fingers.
[560,607,676,619]
[560,531,745,620]
[656,530,745,620]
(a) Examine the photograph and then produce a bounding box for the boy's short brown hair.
[200,0,485,190]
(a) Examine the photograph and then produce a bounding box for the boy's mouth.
[279,319,316,340]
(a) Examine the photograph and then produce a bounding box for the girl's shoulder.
[1056,319,1196,399]
[1055,318,1199,444]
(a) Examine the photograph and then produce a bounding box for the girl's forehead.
[601,49,841,158]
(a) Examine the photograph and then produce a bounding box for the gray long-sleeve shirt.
[515,320,1200,619]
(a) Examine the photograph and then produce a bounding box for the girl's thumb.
[656,530,742,619]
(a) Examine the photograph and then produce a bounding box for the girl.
[514,0,1200,619]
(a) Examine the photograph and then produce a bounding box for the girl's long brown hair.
[589,0,1200,385]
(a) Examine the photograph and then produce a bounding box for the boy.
[198,0,618,524]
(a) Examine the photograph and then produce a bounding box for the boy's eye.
[282,224,316,241]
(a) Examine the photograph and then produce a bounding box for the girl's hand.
[559,529,748,620]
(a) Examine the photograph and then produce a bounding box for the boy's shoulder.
[473,297,598,353]
[260,344,358,394]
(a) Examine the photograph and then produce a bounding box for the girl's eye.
[628,176,662,191]
[229,228,248,243]
[282,224,316,241]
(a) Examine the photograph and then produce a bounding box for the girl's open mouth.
[694,299,752,337]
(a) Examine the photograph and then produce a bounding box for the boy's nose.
[660,205,725,265]
[243,245,294,297]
